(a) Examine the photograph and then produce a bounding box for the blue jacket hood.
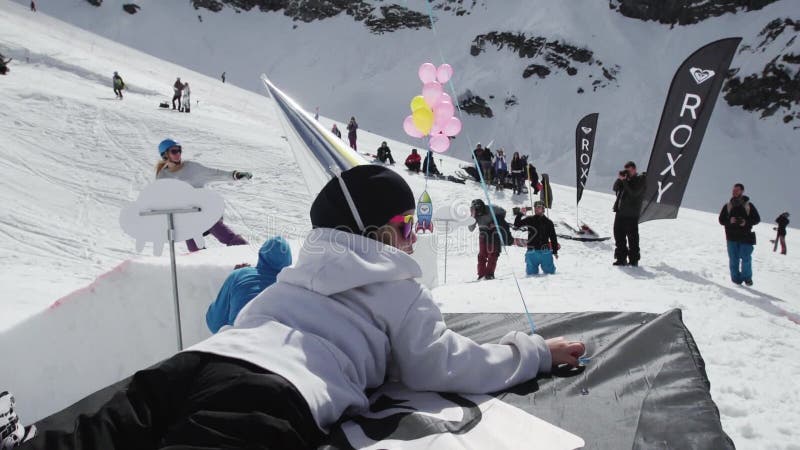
[257,237,292,274]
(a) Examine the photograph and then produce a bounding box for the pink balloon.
[429,134,450,153]
[431,115,448,134]
[443,117,462,137]
[403,115,424,138]
[422,82,443,106]
[436,64,454,83]
[433,101,455,122]
[418,63,437,84]
[439,93,452,105]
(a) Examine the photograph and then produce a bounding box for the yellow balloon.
[410,95,428,112]
[411,107,434,135]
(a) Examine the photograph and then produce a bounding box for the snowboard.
[558,221,610,242]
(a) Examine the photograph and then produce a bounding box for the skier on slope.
[514,201,559,275]
[155,138,251,252]
[347,116,358,150]
[468,198,506,280]
[171,77,184,110]
[6,165,585,449]
[774,212,790,255]
[112,72,125,99]
[206,237,292,333]
[181,82,191,113]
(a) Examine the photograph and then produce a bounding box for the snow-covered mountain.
[2,1,800,448]
[11,0,799,217]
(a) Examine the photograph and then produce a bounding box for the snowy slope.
[2,2,800,448]
[13,0,800,217]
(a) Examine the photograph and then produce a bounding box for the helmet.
[158,138,180,156]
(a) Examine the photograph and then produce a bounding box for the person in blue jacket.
[205,236,292,333]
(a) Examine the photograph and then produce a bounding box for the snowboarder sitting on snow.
[155,138,251,252]
[514,201,559,275]
[206,237,292,333]
[422,150,441,176]
[112,71,125,99]
[0,54,11,76]
[331,123,341,139]
[10,165,584,450]
[181,82,191,113]
[718,183,760,285]
[171,77,184,110]
[376,142,395,165]
[405,149,421,173]
[774,212,790,255]
[468,198,506,280]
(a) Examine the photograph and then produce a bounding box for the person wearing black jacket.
[514,202,559,275]
[719,183,761,285]
[510,152,525,194]
[612,161,646,266]
[774,212,790,255]
[376,142,395,165]
[422,150,441,176]
[468,199,505,280]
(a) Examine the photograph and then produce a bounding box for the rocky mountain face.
[608,0,781,25]
[724,18,800,127]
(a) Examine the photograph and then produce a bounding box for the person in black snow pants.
[112,72,125,99]
[376,142,395,165]
[172,77,184,110]
[612,161,646,267]
[774,212,790,255]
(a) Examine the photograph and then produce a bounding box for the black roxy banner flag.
[575,113,599,204]
[639,37,741,223]
[539,173,553,209]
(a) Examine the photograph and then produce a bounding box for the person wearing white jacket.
[18,165,584,450]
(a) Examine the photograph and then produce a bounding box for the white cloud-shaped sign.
[119,179,225,256]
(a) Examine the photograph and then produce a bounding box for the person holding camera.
[612,161,646,266]
[719,183,761,285]
[513,202,559,275]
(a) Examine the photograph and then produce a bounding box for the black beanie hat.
[310,165,416,234]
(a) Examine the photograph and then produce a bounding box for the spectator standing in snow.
[155,138,251,252]
[331,124,341,139]
[422,150,441,176]
[181,82,191,113]
[468,198,505,280]
[112,72,124,99]
[718,183,761,285]
[30,1,36,12]
[612,161,646,267]
[376,142,395,165]
[510,152,525,195]
[493,148,508,191]
[172,77,184,110]
[9,165,584,449]
[221,72,226,83]
[206,237,292,333]
[0,54,11,76]
[347,117,358,150]
[479,146,494,185]
[314,107,319,121]
[405,149,421,173]
[514,201,559,275]
[774,212,790,255]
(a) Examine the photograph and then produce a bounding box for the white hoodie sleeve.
[389,290,552,393]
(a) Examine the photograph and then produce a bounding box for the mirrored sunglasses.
[389,214,414,240]
[169,146,182,154]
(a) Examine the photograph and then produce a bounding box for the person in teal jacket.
[205,237,292,333]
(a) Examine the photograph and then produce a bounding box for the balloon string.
[423,1,536,334]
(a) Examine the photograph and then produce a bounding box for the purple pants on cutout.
[186,219,247,252]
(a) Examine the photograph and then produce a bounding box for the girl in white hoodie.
[19,165,584,450]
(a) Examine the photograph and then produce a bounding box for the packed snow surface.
[1,2,799,449]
